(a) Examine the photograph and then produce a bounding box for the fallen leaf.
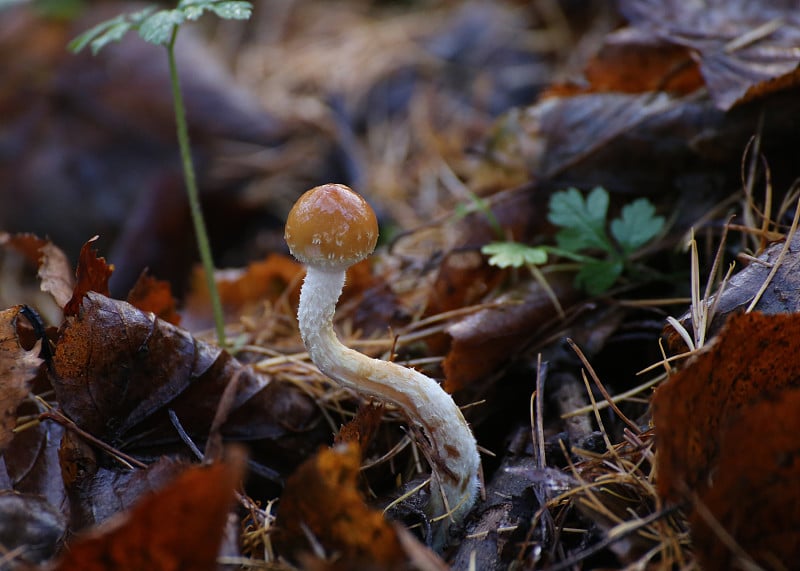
[0,491,66,564]
[653,312,800,503]
[182,253,302,331]
[3,419,66,512]
[51,292,320,465]
[64,236,113,317]
[443,273,576,392]
[50,449,245,571]
[690,387,800,570]
[126,270,181,326]
[582,32,702,96]
[335,402,384,450]
[619,0,800,110]
[59,432,186,530]
[0,232,74,310]
[38,241,76,310]
[52,292,217,440]
[428,251,503,318]
[274,443,406,568]
[0,306,43,453]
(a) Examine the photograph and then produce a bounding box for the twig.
[39,409,147,469]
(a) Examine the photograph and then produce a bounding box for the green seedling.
[482,187,664,296]
[69,0,254,346]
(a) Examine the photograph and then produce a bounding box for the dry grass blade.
[567,338,640,435]
[746,190,800,312]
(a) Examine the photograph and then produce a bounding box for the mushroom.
[285,183,480,548]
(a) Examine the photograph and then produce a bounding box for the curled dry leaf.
[274,443,407,568]
[51,292,317,453]
[0,305,43,453]
[63,236,113,317]
[50,449,246,571]
[0,232,74,311]
[619,0,800,110]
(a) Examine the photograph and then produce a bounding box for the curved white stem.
[298,266,480,546]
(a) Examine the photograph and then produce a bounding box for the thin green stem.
[167,26,227,346]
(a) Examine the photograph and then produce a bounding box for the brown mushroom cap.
[285,183,379,269]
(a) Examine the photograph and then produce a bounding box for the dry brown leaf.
[654,312,800,503]
[619,0,800,110]
[182,253,302,331]
[334,402,385,450]
[51,291,318,460]
[64,236,113,317]
[0,306,43,453]
[582,33,703,95]
[59,432,187,530]
[689,387,800,570]
[126,270,181,326]
[443,274,575,392]
[654,312,800,568]
[38,241,75,310]
[274,443,407,568]
[50,449,245,571]
[0,232,74,309]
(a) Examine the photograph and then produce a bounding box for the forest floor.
[1,0,800,569]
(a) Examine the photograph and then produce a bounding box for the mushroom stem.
[298,265,480,546]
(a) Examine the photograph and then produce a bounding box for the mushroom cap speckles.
[285,183,379,269]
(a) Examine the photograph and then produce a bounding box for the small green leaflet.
[611,198,665,253]
[482,186,663,295]
[575,259,623,296]
[481,242,547,268]
[178,0,252,21]
[139,9,185,45]
[68,7,155,54]
[69,0,252,53]
[548,187,612,252]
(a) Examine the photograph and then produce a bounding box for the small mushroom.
[285,183,480,548]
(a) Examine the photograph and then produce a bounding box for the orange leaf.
[64,236,113,317]
[126,271,181,326]
[274,443,406,567]
[51,450,245,571]
[653,312,800,503]
[690,387,800,570]
[182,254,302,331]
[335,402,384,450]
[583,39,702,95]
